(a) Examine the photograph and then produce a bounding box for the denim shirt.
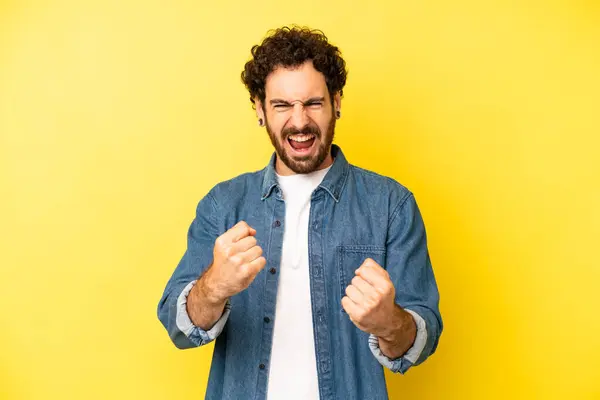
[157,145,443,400]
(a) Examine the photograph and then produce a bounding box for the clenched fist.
[342,258,416,359]
[188,221,266,330]
[202,221,267,302]
[342,258,398,337]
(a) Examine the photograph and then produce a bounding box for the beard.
[265,115,336,174]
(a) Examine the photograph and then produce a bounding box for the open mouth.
[287,133,316,155]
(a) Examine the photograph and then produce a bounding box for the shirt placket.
[308,191,334,399]
[255,191,286,400]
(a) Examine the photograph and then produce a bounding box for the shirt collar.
[261,144,349,202]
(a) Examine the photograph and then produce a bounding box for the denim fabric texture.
[157,145,443,400]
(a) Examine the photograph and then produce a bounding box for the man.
[157,26,442,400]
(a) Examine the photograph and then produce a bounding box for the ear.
[255,97,265,121]
[333,92,342,114]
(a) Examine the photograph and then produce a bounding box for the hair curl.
[241,26,347,108]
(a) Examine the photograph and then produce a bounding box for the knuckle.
[239,264,252,279]
[355,310,366,322]
[382,282,393,295]
[345,285,353,296]
[250,265,262,277]
[223,246,234,258]
[371,292,382,303]
[341,298,350,310]
[342,298,351,310]
[229,254,242,265]
[240,221,251,232]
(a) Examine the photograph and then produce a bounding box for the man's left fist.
[341,258,398,338]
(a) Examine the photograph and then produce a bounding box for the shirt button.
[259,364,265,370]
[273,220,281,227]
[269,267,277,274]
[264,317,270,323]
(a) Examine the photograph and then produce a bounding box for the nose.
[289,103,309,129]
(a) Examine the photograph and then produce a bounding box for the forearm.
[378,305,417,359]
[186,270,228,331]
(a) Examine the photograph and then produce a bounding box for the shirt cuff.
[175,280,231,346]
[368,309,428,374]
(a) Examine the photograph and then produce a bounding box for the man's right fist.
[202,221,266,303]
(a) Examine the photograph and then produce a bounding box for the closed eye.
[306,101,323,109]
[273,104,292,112]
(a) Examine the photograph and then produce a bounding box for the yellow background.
[1,1,599,399]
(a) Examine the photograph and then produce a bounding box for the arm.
[157,191,266,349]
[156,191,224,349]
[375,304,417,359]
[186,273,228,330]
[381,193,443,372]
[342,193,442,373]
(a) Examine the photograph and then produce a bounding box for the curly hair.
[241,26,348,108]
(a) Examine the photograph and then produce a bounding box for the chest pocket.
[337,245,387,312]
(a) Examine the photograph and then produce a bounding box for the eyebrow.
[269,97,326,106]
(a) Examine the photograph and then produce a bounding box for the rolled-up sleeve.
[157,189,226,349]
[379,192,443,373]
[175,280,231,346]
[368,309,428,374]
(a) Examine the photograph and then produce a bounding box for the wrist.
[376,307,417,360]
[197,269,227,305]
[379,306,416,344]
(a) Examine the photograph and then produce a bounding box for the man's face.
[260,60,339,175]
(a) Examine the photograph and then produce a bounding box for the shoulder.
[205,168,265,207]
[347,164,413,206]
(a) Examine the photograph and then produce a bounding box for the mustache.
[282,124,321,138]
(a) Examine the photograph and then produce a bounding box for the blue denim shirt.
[157,145,443,400]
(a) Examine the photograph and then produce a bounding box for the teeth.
[289,134,315,142]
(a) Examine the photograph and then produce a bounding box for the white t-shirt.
[266,166,332,400]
